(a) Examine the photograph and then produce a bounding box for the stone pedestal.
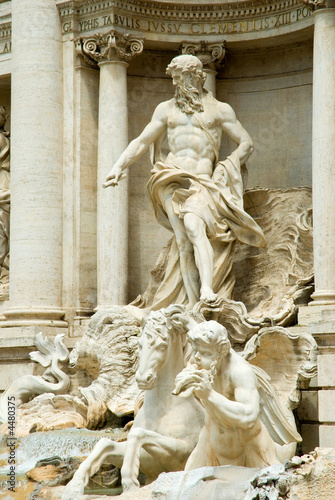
[4,0,66,327]
[76,30,143,308]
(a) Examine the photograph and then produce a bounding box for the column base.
[2,307,67,328]
[309,291,335,306]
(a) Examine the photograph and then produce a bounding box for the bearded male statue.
[104,55,266,308]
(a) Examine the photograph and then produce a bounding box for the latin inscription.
[64,7,312,35]
[0,42,11,54]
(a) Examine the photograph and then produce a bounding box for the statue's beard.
[174,82,204,114]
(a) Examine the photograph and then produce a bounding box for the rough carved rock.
[289,448,335,499]
[234,188,313,323]
[9,393,87,437]
[150,466,259,500]
[245,450,326,499]
[26,456,81,485]
[40,449,335,500]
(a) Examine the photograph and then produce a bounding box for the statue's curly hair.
[166,54,206,88]
[188,320,231,355]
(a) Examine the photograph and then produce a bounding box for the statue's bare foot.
[200,287,217,303]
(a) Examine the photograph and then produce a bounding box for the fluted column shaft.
[76,30,143,307]
[311,8,335,305]
[97,59,129,306]
[5,0,65,325]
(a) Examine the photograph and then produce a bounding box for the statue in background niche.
[0,106,9,300]
[104,54,266,308]
[174,321,301,470]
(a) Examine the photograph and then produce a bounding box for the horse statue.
[61,304,204,499]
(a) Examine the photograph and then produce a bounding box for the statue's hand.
[189,370,212,399]
[103,165,126,188]
[174,366,212,400]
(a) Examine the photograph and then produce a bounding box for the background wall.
[217,39,313,189]
[126,40,313,301]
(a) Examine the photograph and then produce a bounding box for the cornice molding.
[58,0,303,20]
[57,0,314,42]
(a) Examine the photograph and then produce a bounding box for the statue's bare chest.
[167,107,218,132]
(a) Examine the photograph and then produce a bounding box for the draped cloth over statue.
[133,136,266,311]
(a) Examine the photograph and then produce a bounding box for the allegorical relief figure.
[104,54,266,309]
[0,106,10,299]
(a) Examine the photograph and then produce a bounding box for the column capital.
[181,41,226,71]
[299,0,335,9]
[75,29,144,67]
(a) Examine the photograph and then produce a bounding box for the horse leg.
[61,438,126,500]
[121,428,188,492]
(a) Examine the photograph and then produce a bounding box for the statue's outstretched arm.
[104,101,168,188]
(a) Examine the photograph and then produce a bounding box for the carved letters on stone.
[75,29,144,66]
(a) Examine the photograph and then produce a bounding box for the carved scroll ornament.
[181,41,226,70]
[75,29,144,66]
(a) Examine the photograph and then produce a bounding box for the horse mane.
[143,304,189,343]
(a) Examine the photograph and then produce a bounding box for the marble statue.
[0,333,70,424]
[61,305,204,499]
[104,54,266,308]
[68,307,142,429]
[0,106,10,299]
[173,320,302,470]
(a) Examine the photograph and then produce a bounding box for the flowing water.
[0,427,126,499]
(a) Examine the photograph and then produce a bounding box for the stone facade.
[0,0,335,469]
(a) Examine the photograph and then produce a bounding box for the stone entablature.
[57,0,313,42]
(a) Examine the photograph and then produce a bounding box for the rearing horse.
[61,305,204,499]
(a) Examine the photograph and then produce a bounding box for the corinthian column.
[310,5,335,305]
[181,41,226,97]
[4,0,65,326]
[76,31,143,308]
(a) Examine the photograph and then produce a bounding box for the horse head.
[136,304,189,390]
